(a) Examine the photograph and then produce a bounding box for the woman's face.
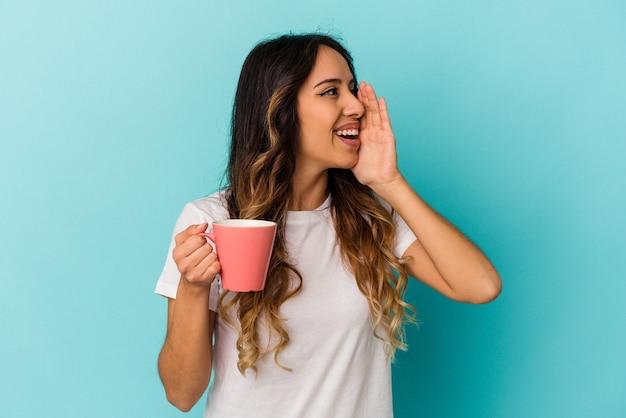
[295,45,365,176]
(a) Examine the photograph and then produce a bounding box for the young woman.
[155,33,501,417]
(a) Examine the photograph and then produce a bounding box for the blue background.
[1,1,625,417]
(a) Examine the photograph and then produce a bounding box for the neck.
[290,170,329,211]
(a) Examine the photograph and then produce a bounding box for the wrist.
[370,173,408,202]
[179,275,213,299]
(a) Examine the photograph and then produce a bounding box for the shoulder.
[186,190,228,212]
[176,190,230,227]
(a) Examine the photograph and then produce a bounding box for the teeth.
[336,129,359,136]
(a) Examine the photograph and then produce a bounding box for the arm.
[353,82,501,304]
[375,177,500,303]
[157,223,221,411]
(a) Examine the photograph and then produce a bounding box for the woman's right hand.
[160,223,218,411]
[172,223,221,288]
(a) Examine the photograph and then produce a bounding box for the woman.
[156,33,501,417]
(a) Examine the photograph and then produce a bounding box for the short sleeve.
[392,210,418,258]
[375,195,418,258]
[154,194,228,311]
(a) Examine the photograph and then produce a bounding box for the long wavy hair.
[218,33,416,375]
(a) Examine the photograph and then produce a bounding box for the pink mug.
[201,219,277,292]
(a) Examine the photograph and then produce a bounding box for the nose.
[343,88,364,119]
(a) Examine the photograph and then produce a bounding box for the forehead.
[305,45,354,84]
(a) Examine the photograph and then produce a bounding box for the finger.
[173,224,211,263]
[379,96,392,130]
[182,252,220,284]
[358,81,368,130]
[364,83,382,127]
[173,232,208,258]
[192,252,221,282]
[175,240,215,277]
[359,80,368,103]
[175,223,208,246]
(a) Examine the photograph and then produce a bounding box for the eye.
[350,85,359,97]
[320,87,338,96]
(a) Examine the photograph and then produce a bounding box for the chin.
[334,158,358,170]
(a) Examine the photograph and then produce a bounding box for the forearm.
[158,279,215,411]
[374,175,501,302]
[352,82,500,302]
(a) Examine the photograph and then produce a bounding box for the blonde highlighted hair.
[219,33,416,375]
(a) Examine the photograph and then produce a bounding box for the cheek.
[299,116,330,141]
[300,105,335,128]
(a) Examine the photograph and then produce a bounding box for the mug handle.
[199,232,219,258]
[198,231,221,284]
[199,232,216,242]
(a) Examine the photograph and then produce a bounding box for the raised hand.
[352,81,403,191]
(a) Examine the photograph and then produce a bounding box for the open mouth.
[335,129,359,140]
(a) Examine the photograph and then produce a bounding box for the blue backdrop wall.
[1,1,625,417]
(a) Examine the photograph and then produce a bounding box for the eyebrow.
[313,78,356,88]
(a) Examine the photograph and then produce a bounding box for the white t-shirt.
[155,191,417,418]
